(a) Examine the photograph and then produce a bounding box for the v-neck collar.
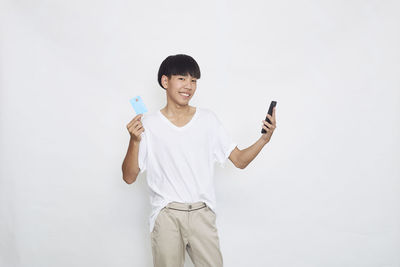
[158,107,199,131]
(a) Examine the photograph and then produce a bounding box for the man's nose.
[185,81,193,89]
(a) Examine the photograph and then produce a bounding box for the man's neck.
[162,105,193,118]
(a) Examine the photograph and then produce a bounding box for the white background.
[1,0,399,266]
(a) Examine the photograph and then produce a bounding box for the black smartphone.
[261,101,277,134]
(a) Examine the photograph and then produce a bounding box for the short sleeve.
[212,113,238,168]
[138,130,147,174]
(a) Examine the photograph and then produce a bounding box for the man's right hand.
[126,114,145,143]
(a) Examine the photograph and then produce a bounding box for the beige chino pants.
[151,201,223,267]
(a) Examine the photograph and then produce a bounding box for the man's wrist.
[259,136,269,145]
[130,137,140,146]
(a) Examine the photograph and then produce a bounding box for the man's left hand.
[261,107,277,143]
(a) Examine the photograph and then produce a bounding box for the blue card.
[130,96,148,115]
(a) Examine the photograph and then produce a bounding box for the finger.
[127,121,142,131]
[266,113,275,120]
[262,119,272,126]
[133,121,142,127]
[131,122,143,131]
[262,124,271,130]
[135,114,144,123]
[127,120,140,129]
[129,127,143,137]
[135,125,144,133]
[262,120,276,130]
[272,107,276,122]
[127,119,136,128]
[128,122,142,133]
[267,113,276,124]
[262,124,271,132]
[127,114,143,127]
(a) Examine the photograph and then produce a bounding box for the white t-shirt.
[138,106,237,233]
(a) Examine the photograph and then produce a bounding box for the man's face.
[162,74,197,105]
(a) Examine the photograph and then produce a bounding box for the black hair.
[157,54,201,89]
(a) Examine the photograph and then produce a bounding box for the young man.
[122,54,276,267]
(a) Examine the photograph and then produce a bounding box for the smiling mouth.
[179,92,190,98]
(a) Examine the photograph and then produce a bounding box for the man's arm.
[229,107,277,169]
[122,114,145,184]
[122,138,141,184]
[229,137,269,169]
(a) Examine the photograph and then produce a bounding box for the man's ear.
[162,75,169,89]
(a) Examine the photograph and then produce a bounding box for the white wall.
[1,0,399,266]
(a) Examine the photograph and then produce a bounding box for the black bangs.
[157,54,201,89]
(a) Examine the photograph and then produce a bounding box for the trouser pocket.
[151,207,167,236]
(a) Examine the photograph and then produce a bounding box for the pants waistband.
[166,201,207,212]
